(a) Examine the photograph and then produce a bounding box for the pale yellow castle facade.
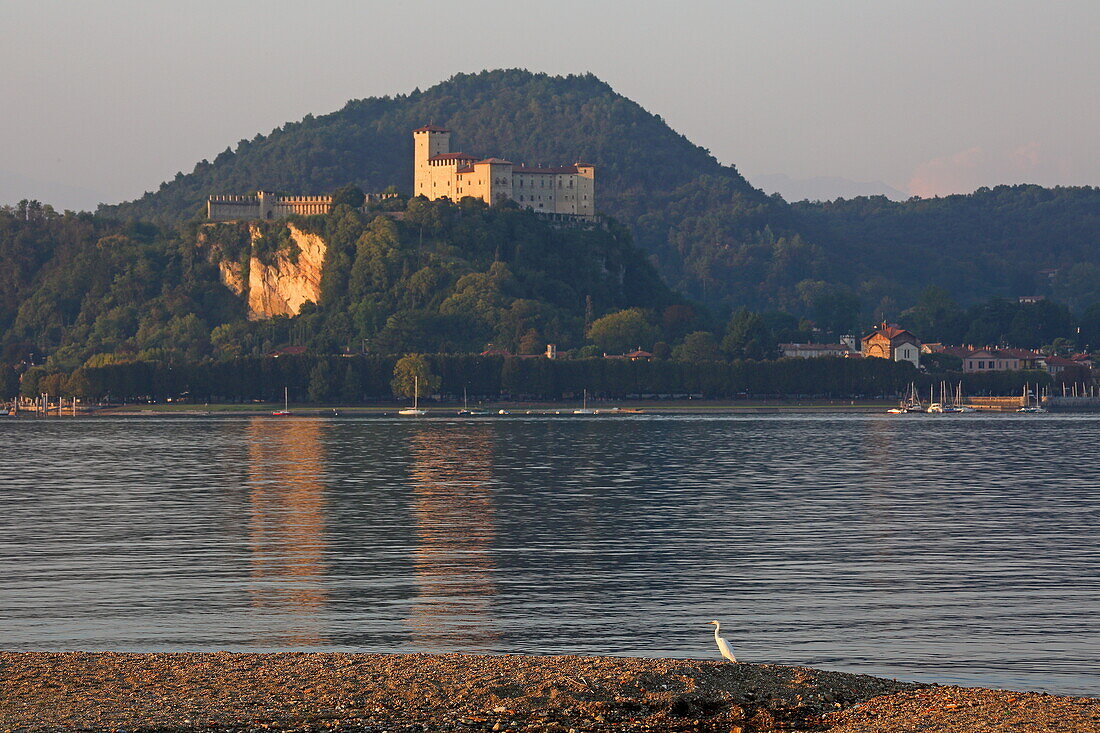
[413,125,595,217]
[207,191,400,221]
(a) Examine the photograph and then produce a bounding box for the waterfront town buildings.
[861,323,921,367]
[962,349,1042,372]
[413,125,595,216]
[208,125,595,221]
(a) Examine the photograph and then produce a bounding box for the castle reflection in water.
[407,425,498,647]
[242,419,499,648]
[245,419,329,646]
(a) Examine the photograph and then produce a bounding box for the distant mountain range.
[98,69,1100,316]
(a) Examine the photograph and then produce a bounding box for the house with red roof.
[861,322,921,367]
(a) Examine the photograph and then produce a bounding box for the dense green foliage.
[900,286,1091,349]
[19,352,1050,404]
[792,186,1100,316]
[97,70,1100,318]
[0,197,674,373]
[0,201,242,370]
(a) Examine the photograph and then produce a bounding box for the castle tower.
[413,125,451,197]
[574,165,595,216]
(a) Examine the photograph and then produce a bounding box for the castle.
[413,125,595,216]
[206,191,395,221]
[207,126,595,220]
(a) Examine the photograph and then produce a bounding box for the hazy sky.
[2,0,1097,209]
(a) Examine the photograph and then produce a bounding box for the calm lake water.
[1,414,1098,695]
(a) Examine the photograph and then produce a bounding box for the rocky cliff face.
[205,222,327,320]
[245,223,326,319]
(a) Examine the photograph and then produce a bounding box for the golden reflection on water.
[407,425,498,647]
[862,417,898,553]
[245,418,327,646]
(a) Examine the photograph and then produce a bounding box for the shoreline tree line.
[9,353,1051,405]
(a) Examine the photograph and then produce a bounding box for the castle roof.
[862,323,916,342]
[429,152,478,162]
[476,157,513,165]
[513,164,582,174]
[414,124,451,133]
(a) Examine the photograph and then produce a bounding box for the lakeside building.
[961,348,1090,378]
[413,125,595,217]
[962,349,1042,372]
[1039,355,1078,377]
[604,349,654,362]
[861,323,921,367]
[778,342,857,359]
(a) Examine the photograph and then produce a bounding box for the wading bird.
[707,620,737,662]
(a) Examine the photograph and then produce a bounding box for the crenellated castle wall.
[207,192,398,221]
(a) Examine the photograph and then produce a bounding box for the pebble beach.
[2,652,1097,732]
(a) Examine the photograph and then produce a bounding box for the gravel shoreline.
[1,652,1096,732]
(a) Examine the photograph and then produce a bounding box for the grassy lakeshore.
[1,652,1095,732]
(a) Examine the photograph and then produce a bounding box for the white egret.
[707,620,737,662]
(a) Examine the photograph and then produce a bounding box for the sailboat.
[926,383,943,413]
[928,381,964,413]
[399,376,427,416]
[271,387,291,416]
[1017,383,1047,413]
[887,382,924,413]
[573,388,597,415]
[457,386,488,416]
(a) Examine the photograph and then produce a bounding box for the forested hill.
[104,70,757,226]
[0,198,675,372]
[788,185,1100,316]
[99,70,1100,318]
[98,69,785,300]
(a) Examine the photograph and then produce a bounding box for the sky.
[1,0,1097,209]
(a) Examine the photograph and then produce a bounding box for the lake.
[1,414,1097,695]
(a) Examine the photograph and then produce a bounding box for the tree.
[340,363,360,402]
[307,361,335,402]
[796,280,861,335]
[518,328,543,355]
[672,331,722,362]
[62,368,93,399]
[903,286,966,344]
[1080,303,1100,351]
[391,353,440,398]
[721,309,776,360]
[0,366,18,399]
[661,305,699,342]
[331,184,366,208]
[19,366,47,399]
[586,308,658,354]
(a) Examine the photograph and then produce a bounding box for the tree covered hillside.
[791,185,1100,314]
[0,198,675,372]
[98,69,790,302]
[99,70,1100,318]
